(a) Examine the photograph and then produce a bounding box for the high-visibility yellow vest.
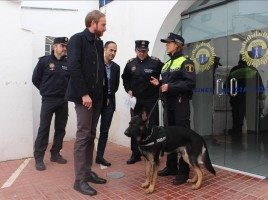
[161,57,187,73]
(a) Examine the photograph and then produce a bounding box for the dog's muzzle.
[124,128,131,137]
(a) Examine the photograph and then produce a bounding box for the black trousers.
[34,97,68,160]
[97,98,114,158]
[130,97,159,156]
[165,96,190,175]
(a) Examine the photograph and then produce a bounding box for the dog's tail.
[203,143,216,176]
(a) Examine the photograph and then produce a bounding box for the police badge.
[131,65,136,72]
[49,63,55,71]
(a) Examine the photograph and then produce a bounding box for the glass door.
[181,2,229,167]
[224,0,268,176]
[180,0,268,177]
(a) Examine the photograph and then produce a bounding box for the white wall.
[0,1,33,161]
[0,0,194,161]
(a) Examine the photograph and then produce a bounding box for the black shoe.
[126,155,141,165]
[96,157,111,166]
[35,160,46,171]
[85,171,107,184]
[73,180,97,196]
[158,167,178,176]
[51,153,67,164]
[173,174,189,185]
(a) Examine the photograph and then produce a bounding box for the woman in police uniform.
[151,33,196,185]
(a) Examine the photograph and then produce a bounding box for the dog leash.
[147,88,162,119]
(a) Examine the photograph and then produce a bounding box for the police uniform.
[32,37,69,170]
[122,40,163,164]
[157,33,196,185]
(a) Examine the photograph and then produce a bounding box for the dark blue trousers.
[34,97,68,160]
[97,99,114,158]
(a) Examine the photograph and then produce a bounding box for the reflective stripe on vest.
[161,57,187,73]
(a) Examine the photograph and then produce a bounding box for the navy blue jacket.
[161,52,196,98]
[67,29,107,105]
[32,52,69,97]
[121,56,163,99]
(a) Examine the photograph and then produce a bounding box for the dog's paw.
[191,184,201,190]
[141,182,149,188]
[187,177,197,183]
[145,186,154,194]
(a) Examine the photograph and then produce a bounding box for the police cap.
[53,37,68,45]
[160,32,184,45]
[135,40,149,51]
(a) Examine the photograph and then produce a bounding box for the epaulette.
[127,58,135,63]
[38,55,47,60]
[184,55,189,58]
[151,56,160,61]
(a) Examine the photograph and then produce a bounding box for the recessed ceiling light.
[232,37,240,41]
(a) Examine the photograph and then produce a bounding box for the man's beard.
[95,28,103,37]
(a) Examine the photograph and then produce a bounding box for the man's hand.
[150,76,159,86]
[128,90,133,97]
[82,94,92,110]
[161,84,168,92]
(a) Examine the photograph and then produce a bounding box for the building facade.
[0,0,267,178]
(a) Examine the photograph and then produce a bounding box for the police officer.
[122,40,163,164]
[151,33,196,185]
[32,37,69,171]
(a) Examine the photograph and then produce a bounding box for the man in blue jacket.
[32,37,69,171]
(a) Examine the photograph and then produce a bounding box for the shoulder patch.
[185,64,195,73]
[127,58,135,63]
[183,55,189,58]
[151,56,160,61]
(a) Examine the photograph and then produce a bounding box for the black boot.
[96,156,111,166]
[73,180,97,196]
[85,171,107,184]
[126,154,141,165]
[35,160,46,171]
[51,153,67,164]
[173,173,189,185]
[158,167,178,176]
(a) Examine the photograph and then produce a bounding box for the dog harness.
[139,126,166,147]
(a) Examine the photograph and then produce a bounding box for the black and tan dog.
[124,110,216,194]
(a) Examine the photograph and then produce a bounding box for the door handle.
[216,79,224,96]
[230,78,237,97]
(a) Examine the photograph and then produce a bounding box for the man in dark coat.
[96,41,120,167]
[67,10,108,196]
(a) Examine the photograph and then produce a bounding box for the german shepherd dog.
[124,110,216,194]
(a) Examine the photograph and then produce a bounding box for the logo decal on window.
[240,31,268,68]
[191,42,216,72]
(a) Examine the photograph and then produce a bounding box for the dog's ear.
[141,110,147,121]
